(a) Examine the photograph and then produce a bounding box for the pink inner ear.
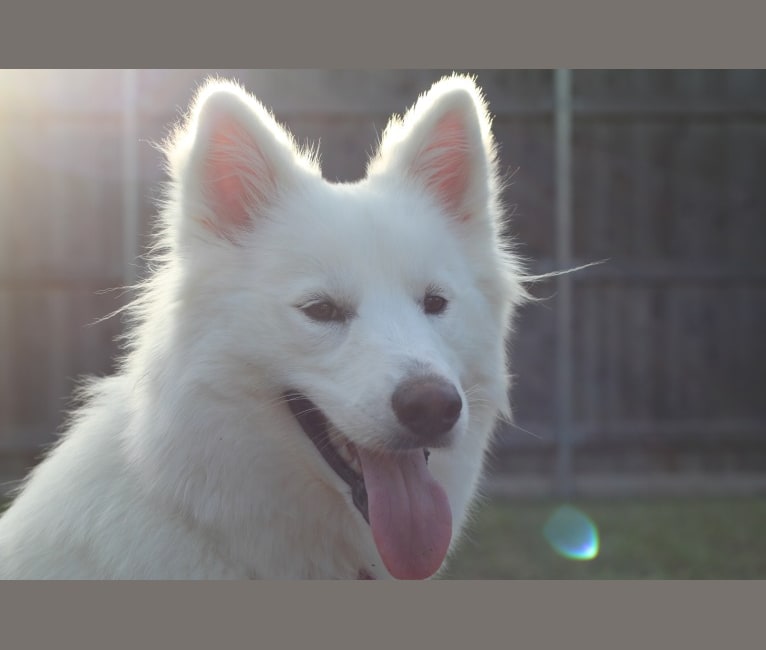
[202,116,275,236]
[413,111,471,219]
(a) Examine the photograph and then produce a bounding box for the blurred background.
[1,70,765,578]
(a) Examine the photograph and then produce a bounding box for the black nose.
[391,377,462,443]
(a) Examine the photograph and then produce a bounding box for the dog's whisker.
[498,418,546,441]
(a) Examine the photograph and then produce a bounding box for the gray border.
[1,1,766,66]
[0,581,764,646]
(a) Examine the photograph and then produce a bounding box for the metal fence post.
[554,69,574,498]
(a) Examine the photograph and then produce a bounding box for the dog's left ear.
[368,75,498,224]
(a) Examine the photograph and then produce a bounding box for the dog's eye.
[302,301,347,323]
[423,294,448,316]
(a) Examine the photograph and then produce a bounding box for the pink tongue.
[358,448,452,580]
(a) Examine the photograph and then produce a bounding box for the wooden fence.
[1,70,765,487]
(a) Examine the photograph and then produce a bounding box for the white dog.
[0,74,529,579]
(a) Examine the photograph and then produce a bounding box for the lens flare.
[543,505,599,560]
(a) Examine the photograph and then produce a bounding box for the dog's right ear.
[166,80,315,242]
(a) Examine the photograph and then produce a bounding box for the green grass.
[441,497,766,579]
[4,495,766,578]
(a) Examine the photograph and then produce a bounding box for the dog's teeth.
[345,444,362,474]
[336,441,357,468]
[339,442,359,473]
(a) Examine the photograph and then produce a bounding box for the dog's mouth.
[284,391,453,580]
[284,392,371,523]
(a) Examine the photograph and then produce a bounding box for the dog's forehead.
[278,182,459,261]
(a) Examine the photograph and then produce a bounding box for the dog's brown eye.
[302,301,347,323]
[423,294,448,315]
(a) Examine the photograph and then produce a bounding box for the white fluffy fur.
[0,75,528,579]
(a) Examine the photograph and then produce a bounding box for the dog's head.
[160,75,528,579]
